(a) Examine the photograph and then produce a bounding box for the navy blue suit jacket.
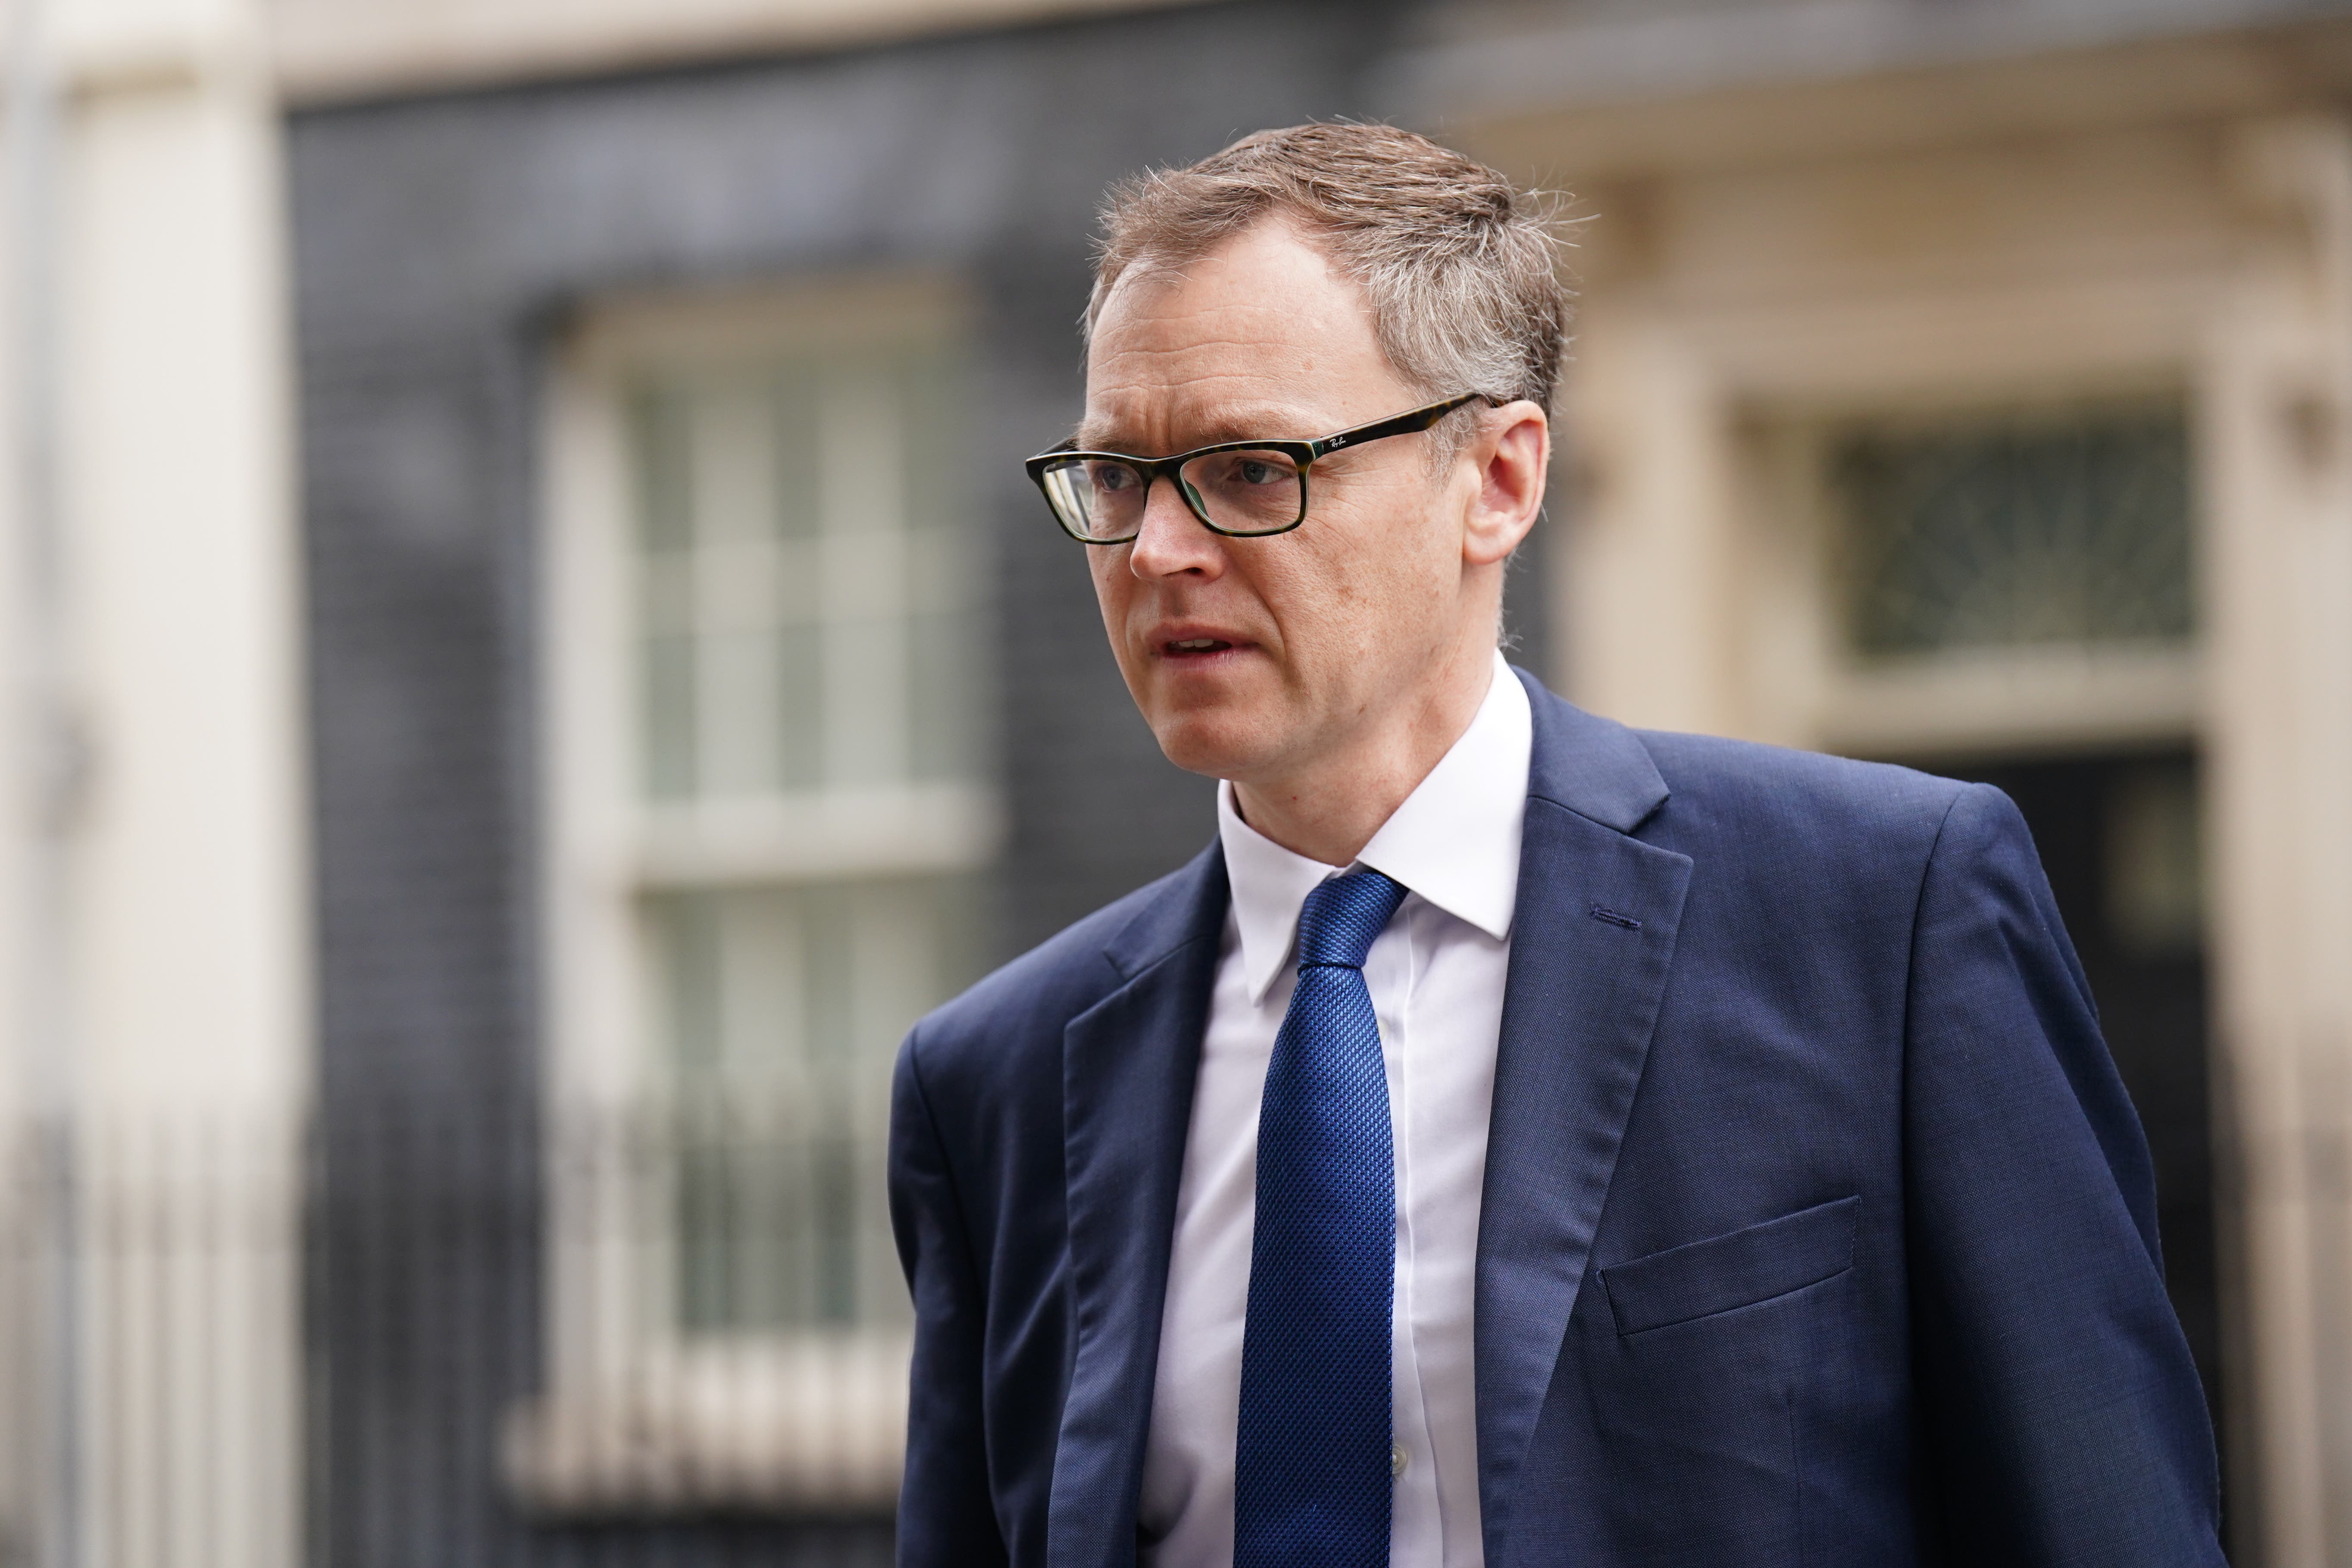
[889,668,2224,1566]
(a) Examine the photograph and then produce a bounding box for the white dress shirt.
[1138,651,1533,1568]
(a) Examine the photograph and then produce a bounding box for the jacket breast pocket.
[1600,1195,1858,1337]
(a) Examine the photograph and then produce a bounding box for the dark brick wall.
[289,4,1412,1561]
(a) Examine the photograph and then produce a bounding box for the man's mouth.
[1166,638,1234,656]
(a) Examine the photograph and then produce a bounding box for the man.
[889,123,2223,1567]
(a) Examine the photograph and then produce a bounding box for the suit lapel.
[1476,672,1692,1562]
[1048,846,1228,1568]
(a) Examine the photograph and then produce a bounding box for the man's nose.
[1126,473,1225,580]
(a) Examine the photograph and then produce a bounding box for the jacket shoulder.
[901,852,1219,1099]
[1629,727,1980,864]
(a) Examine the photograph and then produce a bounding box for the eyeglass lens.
[1040,451,1304,540]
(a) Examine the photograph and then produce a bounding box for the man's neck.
[1231,648,1498,867]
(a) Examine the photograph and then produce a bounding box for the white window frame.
[1561,266,2217,761]
[1749,381,2202,762]
[515,275,995,1514]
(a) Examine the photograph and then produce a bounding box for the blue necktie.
[1234,868,1409,1568]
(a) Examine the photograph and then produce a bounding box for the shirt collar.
[1217,650,1533,1004]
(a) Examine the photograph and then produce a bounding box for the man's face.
[1081,220,1480,788]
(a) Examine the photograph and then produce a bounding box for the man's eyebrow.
[1074,406,1330,453]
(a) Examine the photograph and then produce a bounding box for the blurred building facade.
[1422,11,2352,1562]
[1,0,2350,1564]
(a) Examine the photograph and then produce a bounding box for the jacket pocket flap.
[1601,1195,1858,1336]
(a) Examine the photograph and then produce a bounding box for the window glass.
[2106,756,2204,956]
[651,876,977,1331]
[1830,401,2193,659]
[621,334,984,1336]
[629,343,979,804]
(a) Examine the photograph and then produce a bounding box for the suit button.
[1391,1444,1408,1477]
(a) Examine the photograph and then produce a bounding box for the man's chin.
[1144,709,1283,782]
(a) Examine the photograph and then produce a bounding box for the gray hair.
[1085,122,1572,448]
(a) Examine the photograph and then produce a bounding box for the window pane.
[640,634,697,801]
[627,340,978,804]
[907,606,976,783]
[770,366,822,541]
[775,621,823,792]
[899,346,962,535]
[646,875,979,1333]
[2107,756,2203,956]
[1831,402,2193,659]
[612,309,989,1345]
[630,385,695,553]
[825,617,908,789]
[701,628,781,797]
[692,374,782,548]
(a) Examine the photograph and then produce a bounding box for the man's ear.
[1462,401,1548,567]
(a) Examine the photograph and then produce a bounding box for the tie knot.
[1293,870,1408,971]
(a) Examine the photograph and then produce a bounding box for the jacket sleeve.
[889,1027,1010,1567]
[1902,783,2224,1565]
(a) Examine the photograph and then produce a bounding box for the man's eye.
[1091,464,1137,492]
[1218,455,1294,487]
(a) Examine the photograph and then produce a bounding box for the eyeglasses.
[1024,391,1492,544]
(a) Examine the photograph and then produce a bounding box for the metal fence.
[0,1106,903,1568]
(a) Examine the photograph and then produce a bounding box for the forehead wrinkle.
[1090,319,1322,383]
[1099,327,1282,360]
[1079,393,1339,454]
[1092,271,1348,362]
[1082,350,1344,450]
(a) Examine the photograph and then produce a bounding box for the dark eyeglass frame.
[1024,391,1494,544]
